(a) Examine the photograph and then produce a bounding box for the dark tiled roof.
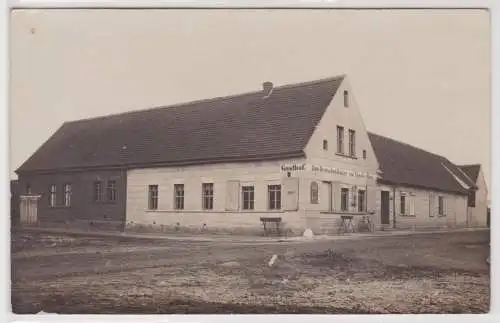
[368,133,475,194]
[16,76,345,173]
[459,164,481,183]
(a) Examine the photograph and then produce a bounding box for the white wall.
[299,76,380,234]
[126,158,307,234]
[377,184,468,230]
[471,167,489,227]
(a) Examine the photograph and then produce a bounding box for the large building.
[15,75,487,235]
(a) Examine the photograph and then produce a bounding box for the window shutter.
[429,193,435,217]
[283,177,299,211]
[410,196,415,216]
[225,180,240,211]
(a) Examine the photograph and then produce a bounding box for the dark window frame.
[49,184,56,207]
[348,129,356,157]
[343,90,349,107]
[93,181,104,202]
[63,183,72,207]
[357,189,366,212]
[467,189,476,207]
[148,185,159,210]
[341,187,349,212]
[268,185,282,210]
[202,183,214,210]
[310,181,319,204]
[337,126,344,154]
[242,185,255,210]
[438,196,445,216]
[174,184,185,210]
[107,180,117,203]
[400,194,407,215]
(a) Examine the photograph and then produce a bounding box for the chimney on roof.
[262,81,273,98]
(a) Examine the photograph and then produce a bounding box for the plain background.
[8,9,491,201]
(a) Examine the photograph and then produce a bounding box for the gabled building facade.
[459,164,489,227]
[15,75,488,234]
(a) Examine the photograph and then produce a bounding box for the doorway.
[20,195,40,225]
[380,191,390,225]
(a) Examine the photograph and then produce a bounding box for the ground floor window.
[93,181,103,202]
[438,196,445,216]
[202,183,214,210]
[242,186,255,210]
[400,194,406,215]
[174,184,184,210]
[148,185,158,210]
[268,185,281,210]
[107,180,117,202]
[63,183,72,207]
[357,189,366,212]
[310,181,319,204]
[341,188,349,212]
[49,184,56,207]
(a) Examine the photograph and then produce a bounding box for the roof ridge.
[64,74,345,125]
[458,163,481,168]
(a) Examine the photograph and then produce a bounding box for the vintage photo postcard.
[9,8,491,314]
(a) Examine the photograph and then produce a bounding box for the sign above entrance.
[280,163,377,179]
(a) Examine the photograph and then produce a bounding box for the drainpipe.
[392,186,397,229]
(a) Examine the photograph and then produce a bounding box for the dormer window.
[323,140,328,151]
[343,90,349,108]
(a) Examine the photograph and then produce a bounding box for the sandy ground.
[11,230,490,314]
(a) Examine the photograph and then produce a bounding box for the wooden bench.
[260,217,283,236]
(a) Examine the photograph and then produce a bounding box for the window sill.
[49,206,71,209]
[399,214,416,217]
[335,153,358,160]
[145,209,286,214]
[320,210,374,215]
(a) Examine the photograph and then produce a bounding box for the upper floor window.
[323,139,328,151]
[107,180,117,202]
[63,183,72,207]
[268,185,282,210]
[310,181,319,204]
[49,184,56,207]
[202,183,214,210]
[363,150,367,160]
[343,90,349,107]
[148,185,158,210]
[348,129,356,157]
[336,126,344,154]
[174,184,185,210]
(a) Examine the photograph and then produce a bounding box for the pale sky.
[9,9,491,196]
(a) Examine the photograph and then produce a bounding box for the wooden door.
[380,191,390,225]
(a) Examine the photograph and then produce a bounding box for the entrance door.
[380,191,390,225]
[322,181,333,212]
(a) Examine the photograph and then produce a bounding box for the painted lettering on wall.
[280,163,377,179]
[280,164,306,172]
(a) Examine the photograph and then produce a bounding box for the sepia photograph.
[9,8,491,314]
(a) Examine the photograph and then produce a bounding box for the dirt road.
[11,230,490,314]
